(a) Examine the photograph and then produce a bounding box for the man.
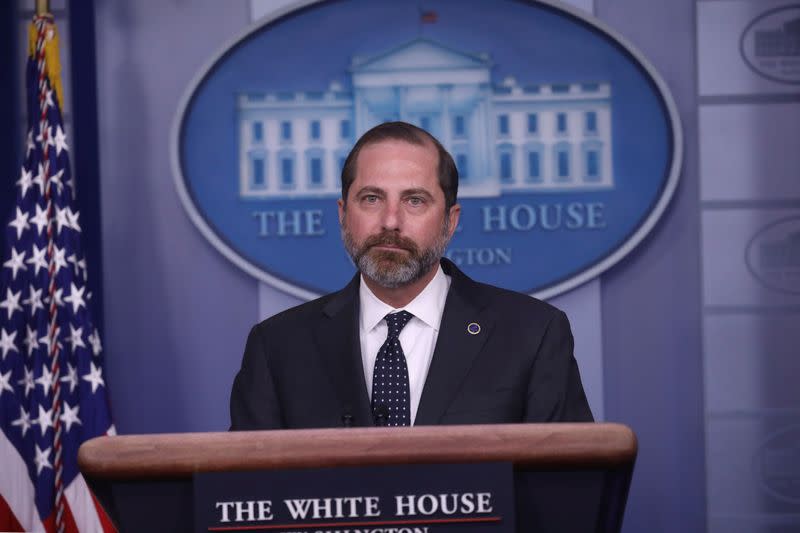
[230,121,592,429]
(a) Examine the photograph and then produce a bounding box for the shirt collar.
[359,265,451,333]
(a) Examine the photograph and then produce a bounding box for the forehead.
[353,139,440,189]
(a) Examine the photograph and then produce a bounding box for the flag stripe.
[90,483,116,533]
[42,495,79,533]
[0,493,25,532]
[64,473,104,532]
[0,430,45,532]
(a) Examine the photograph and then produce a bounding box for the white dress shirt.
[359,265,451,425]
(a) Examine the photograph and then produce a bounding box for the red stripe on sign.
[209,515,503,531]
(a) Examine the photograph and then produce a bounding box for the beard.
[341,219,451,289]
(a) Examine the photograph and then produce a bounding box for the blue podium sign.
[173,0,682,300]
[193,463,514,533]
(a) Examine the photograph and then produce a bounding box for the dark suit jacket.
[230,259,593,429]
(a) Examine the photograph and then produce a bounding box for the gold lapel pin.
[467,322,481,335]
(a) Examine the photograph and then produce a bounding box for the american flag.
[0,15,115,533]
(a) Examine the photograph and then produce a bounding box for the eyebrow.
[354,186,435,199]
[401,188,434,200]
[354,186,385,197]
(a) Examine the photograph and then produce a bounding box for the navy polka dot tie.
[371,311,414,427]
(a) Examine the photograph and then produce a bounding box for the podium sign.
[78,424,637,532]
[194,463,515,533]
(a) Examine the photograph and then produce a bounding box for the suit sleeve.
[524,310,594,422]
[229,324,285,430]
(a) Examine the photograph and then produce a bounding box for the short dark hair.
[340,121,459,210]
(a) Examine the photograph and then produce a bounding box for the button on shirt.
[359,265,451,425]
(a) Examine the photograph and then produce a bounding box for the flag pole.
[35,0,49,16]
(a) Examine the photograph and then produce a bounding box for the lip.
[371,244,409,252]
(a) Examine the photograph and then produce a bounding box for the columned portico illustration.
[238,39,614,199]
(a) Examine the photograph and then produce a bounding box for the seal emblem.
[173,0,682,300]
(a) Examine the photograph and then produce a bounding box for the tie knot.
[384,310,413,338]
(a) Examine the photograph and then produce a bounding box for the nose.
[381,197,402,231]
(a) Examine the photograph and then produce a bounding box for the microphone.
[341,413,354,427]
[373,405,389,427]
[341,403,354,427]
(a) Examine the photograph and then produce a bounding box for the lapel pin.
[467,322,481,335]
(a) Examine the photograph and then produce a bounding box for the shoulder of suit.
[253,290,341,332]
[445,258,564,321]
[468,277,564,320]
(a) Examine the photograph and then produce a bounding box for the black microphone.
[341,403,354,427]
[341,413,354,427]
[373,405,389,427]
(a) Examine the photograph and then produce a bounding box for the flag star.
[48,168,65,196]
[60,362,79,393]
[35,366,54,392]
[49,287,64,308]
[26,243,48,275]
[88,328,102,356]
[3,247,27,280]
[34,444,52,475]
[17,167,34,197]
[17,367,34,396]
[53,245,69,274]
[12,406,32,437]
[83,361,105,393]
[38,331,58,356]
[22,284,45,316]
[60,402,81,432]
[23,325,40,356]
[0,328,18,360]
[64,282,86,313]
[67,253,81,276]
[0,288,23,319]
[25,130,35,157]
[53,125,69,155]
[66,324,86,352]
[55,205,71,234]
[29,204,49,236]
[67,175,77,199]
[44,88,55,110]
[8,207,30,240]
[0,369,13,396]
[33,404,54,436]
[32,163,46,195]
[36,125,54,149]
[66,207,81,233]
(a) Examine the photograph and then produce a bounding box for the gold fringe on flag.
[28,14,64,112]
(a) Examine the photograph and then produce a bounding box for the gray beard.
[341,221,450,289]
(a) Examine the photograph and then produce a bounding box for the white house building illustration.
[237,39,614,198]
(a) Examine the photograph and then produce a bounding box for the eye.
[407,196,425,207]
[362,194,379,204]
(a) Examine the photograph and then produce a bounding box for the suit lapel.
[312,275,374,427]
[414,261,494,425]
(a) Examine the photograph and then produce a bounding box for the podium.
[78,423,636,533]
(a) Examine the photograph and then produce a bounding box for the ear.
[337,198,345,226]
[446,203,461,240]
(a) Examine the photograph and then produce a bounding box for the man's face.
[338,139,460,289]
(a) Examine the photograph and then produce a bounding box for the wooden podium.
[78,423,636,533]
